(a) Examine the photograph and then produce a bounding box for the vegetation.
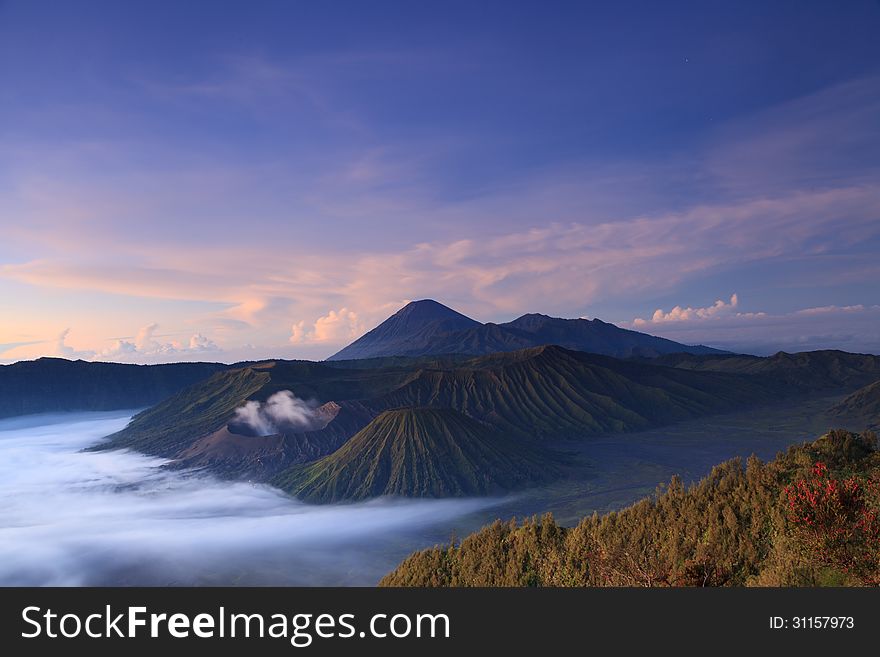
[380,429,880,586]
[274,408,562,502]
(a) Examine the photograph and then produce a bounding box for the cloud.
[636,294,738,324]
[98,323,219,362]
[0,340,44,357]
[0,412,499,585]
[3,181,879,359]
[2,72,879,360]
[705,76,880,195]
[795,304,866,316]
[290,308,364,345]
[632,294,766,326]
[54,329,96,360]
[625,301,880,355]
[231,391,325,436]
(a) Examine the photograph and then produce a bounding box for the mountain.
[100,345,779,480]
[93,360,398,463]
[101,346,763,457]
[93,344,880,500]
[328,299,480,360]
[373,345,768,440]
[328,300,725,361]
[273,407,562,502]
[502,313,723,357]
[652,350,880,392]
[0,357,228,419]
[829,380,880,430]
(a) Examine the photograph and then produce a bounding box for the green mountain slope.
[94,365,271,456]
[275,408,562,502]
[377,345,770,439]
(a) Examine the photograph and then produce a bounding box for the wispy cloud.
[2,181,879,358]
[54,328,96,360]
[2,49,879,360]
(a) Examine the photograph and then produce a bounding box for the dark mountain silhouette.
[0,357,228,419]
[274,407,562,502]
[328,299,480,360]
[328,300,725,361]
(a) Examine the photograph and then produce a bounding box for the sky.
[1,0,879,363]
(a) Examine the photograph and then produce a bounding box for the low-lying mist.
[0,412,500,586]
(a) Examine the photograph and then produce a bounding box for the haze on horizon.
[1,1,878,364]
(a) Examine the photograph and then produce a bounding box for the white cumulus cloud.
[633,294,759,326]
[290,308,364,345]
[99,323,219,361]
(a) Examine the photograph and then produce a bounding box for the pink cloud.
[2,182,879,359]
[290,308,364,345]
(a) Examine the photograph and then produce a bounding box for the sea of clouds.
[0,412,498,586]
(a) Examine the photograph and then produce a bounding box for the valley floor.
[431,393,853,536]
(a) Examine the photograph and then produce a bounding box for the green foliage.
[380,430,880,587]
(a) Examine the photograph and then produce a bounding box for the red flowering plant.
[784,461,880,584]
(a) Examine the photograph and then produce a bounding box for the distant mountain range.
[329,299,726,360]
[0,358,228,420]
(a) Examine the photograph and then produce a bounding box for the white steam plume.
[232,390,322,435]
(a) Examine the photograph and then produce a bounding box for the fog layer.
[0,412,499,586]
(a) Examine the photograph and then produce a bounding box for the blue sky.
[1,0,879,362]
